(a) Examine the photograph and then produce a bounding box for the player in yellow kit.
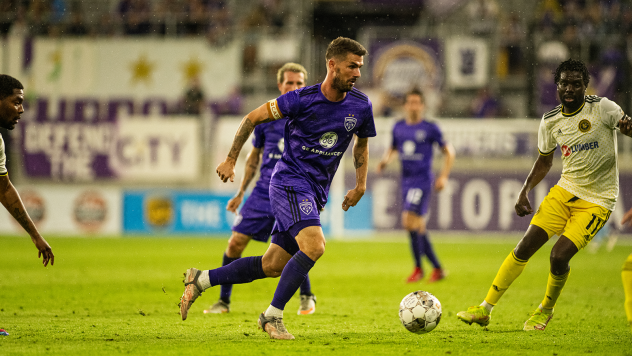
[622,208,632,334]
[457,59,632,331]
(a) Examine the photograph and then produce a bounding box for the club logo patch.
[319,132,338,149]
[299,200,313,215]
[277,138,284,153]
[578,119,591,133]
[344,117,357,131]
[233,214,243,227]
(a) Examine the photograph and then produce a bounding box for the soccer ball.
[398,291,442,334]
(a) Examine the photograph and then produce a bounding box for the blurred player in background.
[180,37,375,340]
[377,89,454,283]
[457,59,632,331]
[204,63,317,316]
[622,207,632,334]
[0,75,54,267]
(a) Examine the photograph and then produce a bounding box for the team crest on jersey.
[578,119,591,133]
[299,200,313,215]
[415,130,426,142]
[344,117,357,131]
[319,132,338,149]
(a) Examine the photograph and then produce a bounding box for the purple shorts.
[402,182,432,216]
[270,229,300,256]
[269,183,321,237]
[232,187,275,242]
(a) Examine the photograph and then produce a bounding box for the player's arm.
[622,207,632,227]
[226,147,262,213]
[376,147,397,174]
[216,102,281,182]
[0,175,54,266]
[618,114,632,138]
[515,153,554,217]
[343,136,369,211]
[435,142,455,191]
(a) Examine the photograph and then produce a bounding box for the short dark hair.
[406,88,424,103]
[0,74,24,100]
[554,59,590,86]
[325,37,367,60]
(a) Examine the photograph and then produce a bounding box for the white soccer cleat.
[204,300,230,314]
[297,294,316,315]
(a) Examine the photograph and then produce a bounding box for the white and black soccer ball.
[398,291,442,334]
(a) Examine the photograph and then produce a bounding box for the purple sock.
[270,251,315,310]
[409,231,422,268]
[208,255,266,287]
[219,253,239,304]
[299,274,312,296]
[419,233,441,269]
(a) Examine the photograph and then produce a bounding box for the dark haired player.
[179,37,375,340]
[0,75,54,267]
[204,63,317,316]
[457,59,632,331]
[377,89,454,283]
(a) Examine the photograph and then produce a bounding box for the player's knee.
[262,260,285,278]
[226,234,249,257]
[549,252,570,274]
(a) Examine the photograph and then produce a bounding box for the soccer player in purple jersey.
[377,89,454,283]
[179,37,375,340]
[204,63,317,316]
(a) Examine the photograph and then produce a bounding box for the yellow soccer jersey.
[538,95,623,211]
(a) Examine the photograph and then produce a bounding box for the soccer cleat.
[457,305,491,327]
[406,267,424,283]
[523,306,553,331]
[203,300,230,314]
[298,294,316,315]
[179,268,204,321]
[0,329,8,336]
[428,268,446,283]
[258,313,295,340]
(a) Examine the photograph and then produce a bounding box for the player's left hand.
[619,115,632,137]
[342,187,365,211]
[434,176,448,191]
[33,236,54,267]
[622,208,632,227]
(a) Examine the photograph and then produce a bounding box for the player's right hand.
[226,194,243,213]
[33,236,54,267]
[216,159,236,183]
[514,192,533,217]
[622,208,632,227]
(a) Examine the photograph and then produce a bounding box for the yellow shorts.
[624,254,632,272]
[531,185,611,250]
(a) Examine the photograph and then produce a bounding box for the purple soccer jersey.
[391,119,446,215]
[231,119,287,241]
[272,84,376,209]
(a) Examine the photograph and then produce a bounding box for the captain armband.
[267,99,283,120]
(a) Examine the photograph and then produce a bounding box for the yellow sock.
[541,269,570,309]
[485,251,528,305]
[622,254,632,332]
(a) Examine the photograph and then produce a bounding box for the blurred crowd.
[0,0,293,46]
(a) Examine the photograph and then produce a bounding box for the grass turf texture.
[0,234,630,355]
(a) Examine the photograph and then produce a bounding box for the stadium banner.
[0,185,121,236]
[122,190,374,236]
[20,115,201,182]
[445,37,489,89]
[27,38,241,100]
[369,172,632,233]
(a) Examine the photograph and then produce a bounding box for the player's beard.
[332,69,354,92]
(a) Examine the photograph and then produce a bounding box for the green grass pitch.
[0,234,630,355]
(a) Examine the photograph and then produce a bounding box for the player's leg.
[205,231,252,314]
[260,223,323,340]
[402,210,423,282]
[623,254,632,334]
[179,240,291,320]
